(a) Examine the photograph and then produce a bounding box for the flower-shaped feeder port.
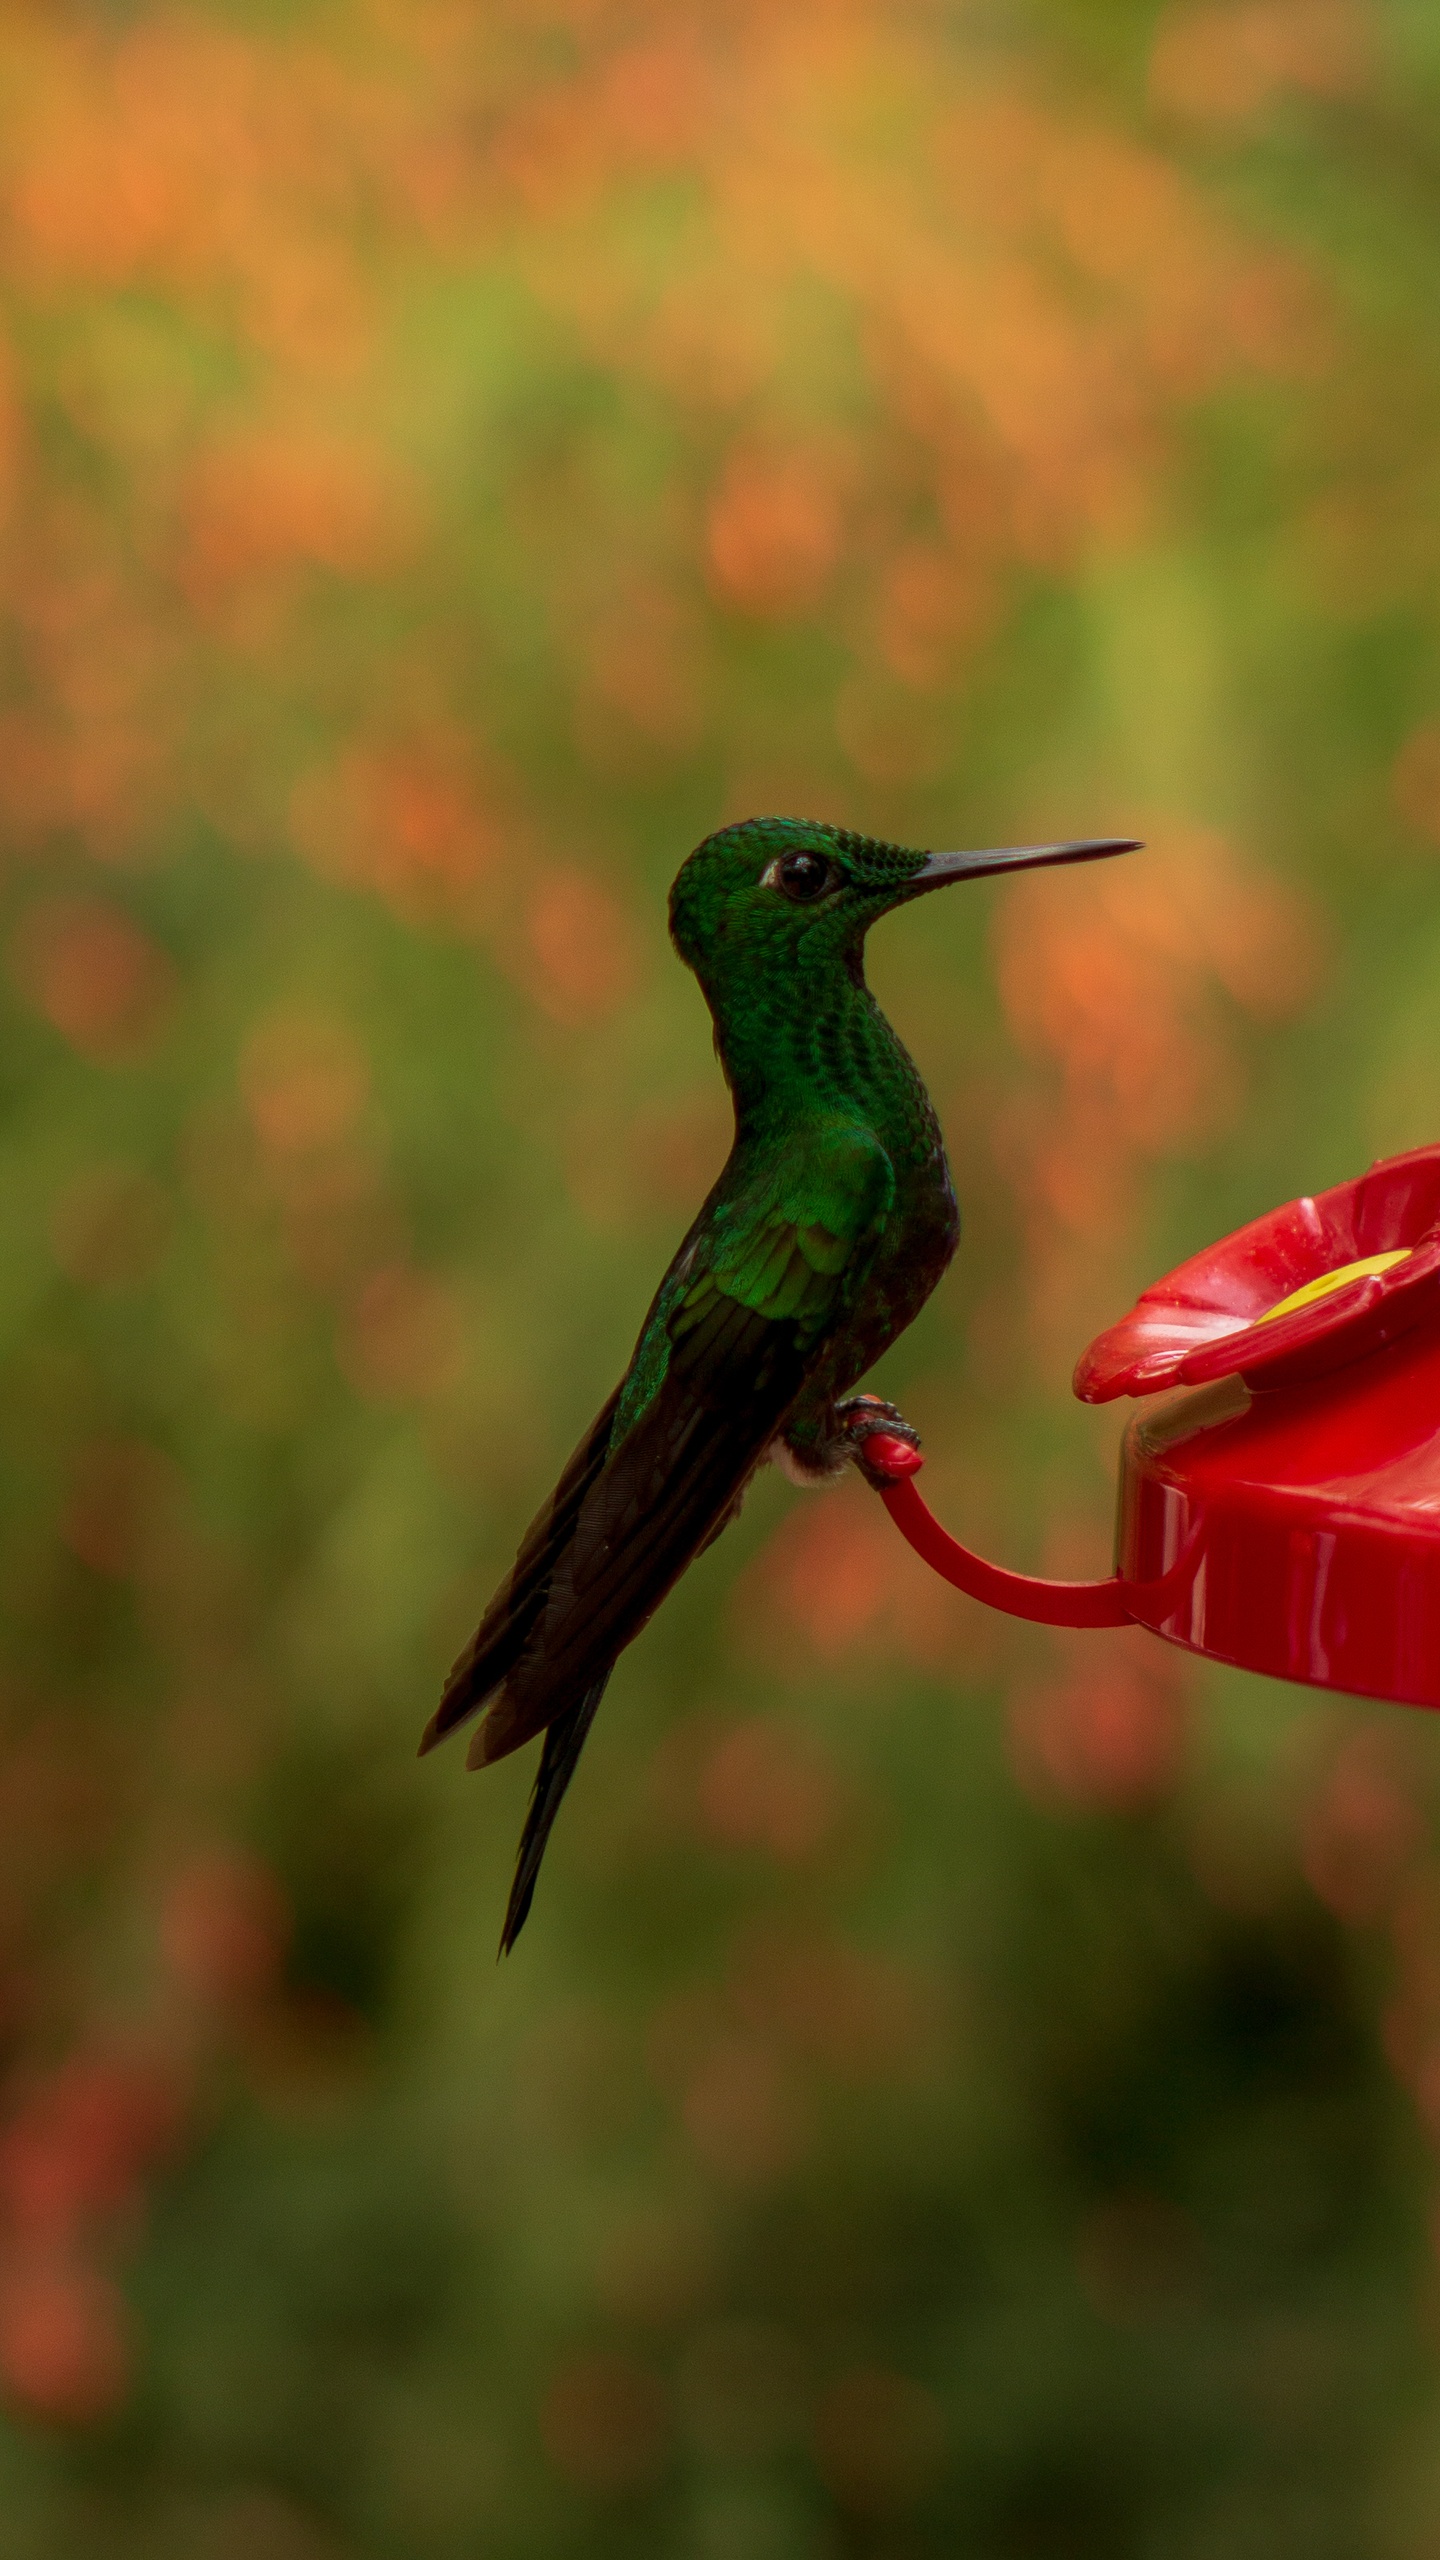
[866,1143,1440,1709]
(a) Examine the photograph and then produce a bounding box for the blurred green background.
[3,1,1440,2552]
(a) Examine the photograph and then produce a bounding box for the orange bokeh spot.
[696,1719,839,1862]
[160,1851,291,2009]
[875,541,994,689]
[11,897,175,1060]
[290,741,501,931]
[0,2257,129,2426]
[0,2048,186,2249]
[991,819,1329,1376]
[240,1010,369,1156]
[59,1436,183,1581]
[572,578,705,767]
[679,2033,808,2185]
[706,444,846,619]
[271,1143,404,1298]
[521,867,639,1025]
[834,672,954,788]
[735,1476,976,1680]
[995,825,1323,1157]
[183,427,416,595]
[539,2350,669,2495]
[812,2365,947,2516]
[740,1927,937,2085]
[339,1263,468,1403]
[1151,0,1372,127]
[1302,1730,1424,1927]
[1392,723,1440,847]
[1008,1636,1187,1811]
[751,1500,897,1654]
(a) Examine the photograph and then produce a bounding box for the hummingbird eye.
[773,849,836,904]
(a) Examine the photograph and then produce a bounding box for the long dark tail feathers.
[498,1675,611,1956]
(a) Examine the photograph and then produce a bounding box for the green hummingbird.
[420,816,1136,1948]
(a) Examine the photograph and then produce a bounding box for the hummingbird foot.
[774,1394,922,1489]
[833,1393,923,1487]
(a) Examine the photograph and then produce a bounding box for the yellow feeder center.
[1255,1249,1411,1327]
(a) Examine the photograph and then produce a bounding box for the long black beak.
[914,835,1140,888]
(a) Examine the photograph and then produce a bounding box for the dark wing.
[457,1124,895,1771]
[418,1387,621,1755]
[465,1275,807,1767]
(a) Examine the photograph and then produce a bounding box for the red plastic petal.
[1075,1145,1440,1404]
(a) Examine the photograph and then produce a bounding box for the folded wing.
[425,1124,895,1772]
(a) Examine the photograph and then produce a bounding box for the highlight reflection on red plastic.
[1114,1335,1440,1707]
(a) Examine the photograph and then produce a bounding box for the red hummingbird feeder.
[868,1142,1440,1710]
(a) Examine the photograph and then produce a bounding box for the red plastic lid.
[1075,1143,1440,1403]
[1082,1145,1440,1707]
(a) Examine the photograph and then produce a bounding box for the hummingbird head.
[669,815,1138,995]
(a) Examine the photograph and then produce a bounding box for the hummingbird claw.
[832,1395,924,1488]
